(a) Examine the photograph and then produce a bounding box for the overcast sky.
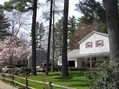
[0,0,81,19]
[0,0,81,43]
[0,0,102,46]
[0,0,102,21]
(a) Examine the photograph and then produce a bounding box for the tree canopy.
[1,0,33,12]
[76,0,106,23]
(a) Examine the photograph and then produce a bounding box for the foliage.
[68,16,79,38]
[76,0,106,23]
[0,37,31,65]
[53,18,63,62]
[35,22,45,48]
[54,16,80,58]
[94,20,107,33]
[0,13,10,39]
[55,16,79,41]
[2,0,33,12]
[0,5,3,8]
[89,60,119,89]
[54,17,63,46]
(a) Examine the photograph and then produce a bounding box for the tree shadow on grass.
[54,78,92,84]
[53,71,85,79]
[70,83,90,87]
[49,72,60,76]
[54,76,73,81]
[70,71,85,77]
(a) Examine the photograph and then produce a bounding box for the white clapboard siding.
[68,31,110,59]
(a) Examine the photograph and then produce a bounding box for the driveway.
[0,80,17,89]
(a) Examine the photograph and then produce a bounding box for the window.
[68,61,75,67]
[85,42,93,48]
[96,40,104,47]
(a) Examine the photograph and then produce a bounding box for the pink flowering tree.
[0,37,31,65]
[0,11,31,65]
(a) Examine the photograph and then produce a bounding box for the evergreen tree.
[61,0,69,77]
[76,0,107,33]
[68,16,77,38]
[103,0,119,59]
[91,1,119,89]
[46,0,53,75]
[0,13,10,39]
[54,16,78,65]
[3,0,33,12]
[51,0,56,72]
[76,0,105,22]
[31,0,38,75]
[36,22,45,48]
[54,18,63,64]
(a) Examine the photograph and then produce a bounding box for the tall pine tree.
[61,0,69,77]
[31,0,38,75]
[103,0,119,59]
[46,0,53,75]
[0,12,10,39]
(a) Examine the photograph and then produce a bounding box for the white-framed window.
[96,40,104,47]
[85,42,93,48]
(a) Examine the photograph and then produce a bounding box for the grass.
[0,71,93,89]
[0,74,61,89]
[14,76,62,89]
[29,71,93,89]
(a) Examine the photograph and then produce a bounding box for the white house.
[58,31,110,68]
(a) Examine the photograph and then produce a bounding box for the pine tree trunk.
[103,0,119,59]
[31,0,38,75]
[51,0,55,72]
[103,1,119,88]
[46,0,53,75]
[61,0,69,77]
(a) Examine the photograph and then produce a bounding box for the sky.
[0,0,81,45]
[0,0,102,22]
[69,0,81,18]
[0,0,102,47]
[0,0,81,46]
[0,0,8,4]
[0,0,81,19]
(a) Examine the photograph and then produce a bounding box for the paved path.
[0,80,17,89]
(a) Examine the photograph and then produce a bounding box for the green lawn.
[28,71,93,89]
[0,75,62,89]
[0,71,93,89]
[14,76,62,89]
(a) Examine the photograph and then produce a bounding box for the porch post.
[90,57,93,69]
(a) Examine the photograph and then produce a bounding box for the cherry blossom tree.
[0,10,31,65]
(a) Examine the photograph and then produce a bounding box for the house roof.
[69,23,93,50]
[78,31,108,45]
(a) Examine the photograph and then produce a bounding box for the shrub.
[91,60,119,89]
